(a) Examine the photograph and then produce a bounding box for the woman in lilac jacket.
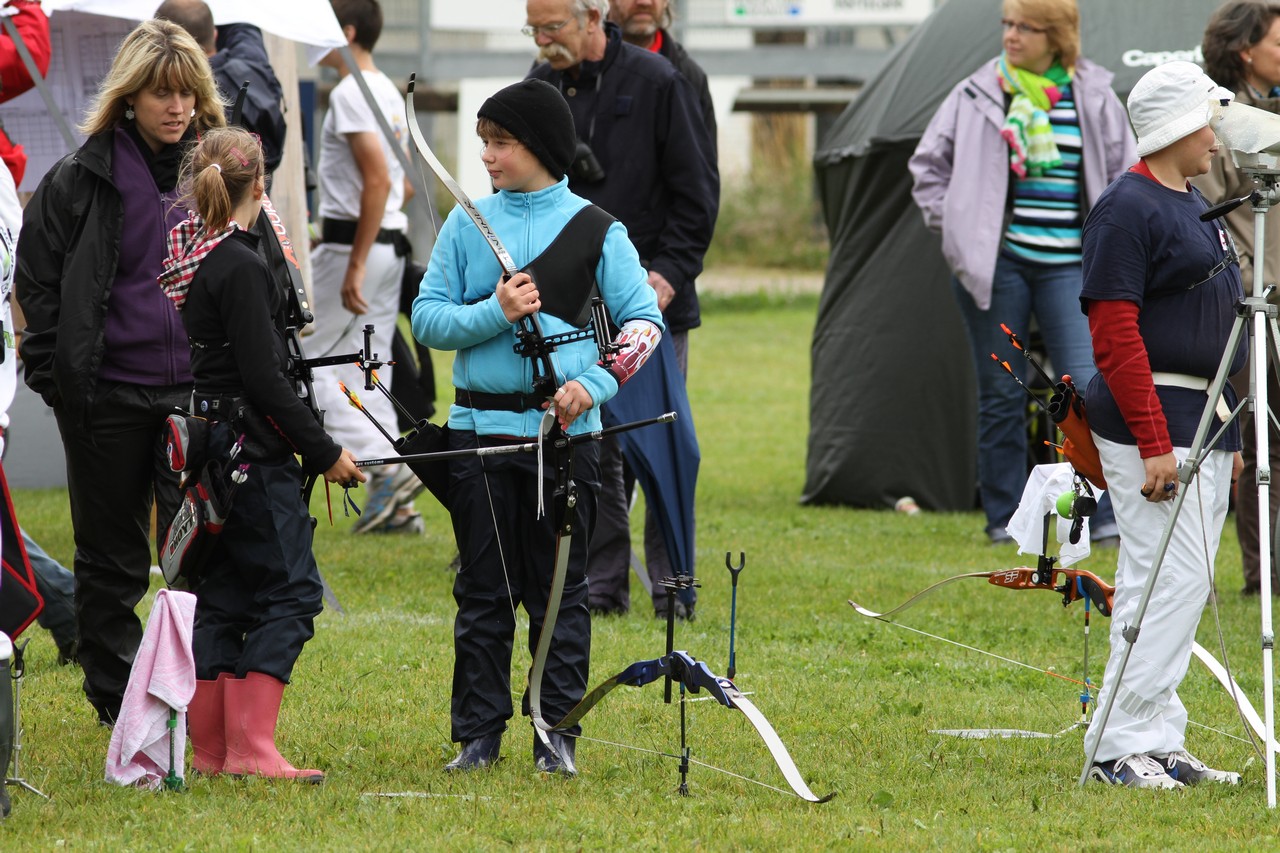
[909,0,1136,543]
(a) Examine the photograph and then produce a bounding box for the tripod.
[1077,164,1280,805]
[6,640,47,799]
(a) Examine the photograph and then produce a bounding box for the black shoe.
[589,604,628,617]
[654,600,695,622]
[93,701,120,728]
[444,733,502,772]
[56,639,78,667]
[533,730,577,777]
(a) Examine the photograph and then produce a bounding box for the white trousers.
[305,241,405,462]
[1083,434,1231,763]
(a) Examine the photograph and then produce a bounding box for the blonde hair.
[1004,0,1081,70]
[179,127,263,230]
[79,19,225,138]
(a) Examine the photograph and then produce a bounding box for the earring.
[190,108,196,117]
[125,105,134,120]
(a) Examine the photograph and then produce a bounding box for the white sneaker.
[352,465,424,533]
[1088,753,1184,789]
[1157,750,1241,786]
[374,509,425,535]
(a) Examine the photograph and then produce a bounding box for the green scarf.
[997,56,1073,178]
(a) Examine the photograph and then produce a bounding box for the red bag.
[0,463,44,639]
[0,124,26,186]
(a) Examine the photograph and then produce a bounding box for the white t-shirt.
[0,163,19,449]
[317,69,409,231]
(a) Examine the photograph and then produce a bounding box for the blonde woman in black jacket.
[15,19,224,726]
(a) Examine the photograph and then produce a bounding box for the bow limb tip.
[847,599,890,620]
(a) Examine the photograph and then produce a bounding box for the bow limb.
[1190,641,1280,756]
[853,592,1273,752]
[542,658,669,733]
[849,572,1002,620]
[718,682,836,803]
[542,650,836,803]
[406,76,565,399]
[528,479,574,733]
[848,601,1100,691]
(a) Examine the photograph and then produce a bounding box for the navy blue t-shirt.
[1080,171,1244,450]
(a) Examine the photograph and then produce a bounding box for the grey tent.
[805,0,1212,511]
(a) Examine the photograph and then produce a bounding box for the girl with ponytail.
[160,126,363,783]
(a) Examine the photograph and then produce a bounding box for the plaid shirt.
[157,212,240,310]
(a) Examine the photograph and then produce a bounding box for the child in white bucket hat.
[1128,60,1234,157]
[1078,60,1244,789]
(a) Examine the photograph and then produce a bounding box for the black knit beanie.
[477,79,577,180]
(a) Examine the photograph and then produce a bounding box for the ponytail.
[177,127,264,229]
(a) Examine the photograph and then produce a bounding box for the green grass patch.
[7,300,1279,849]
[705,150,828,272]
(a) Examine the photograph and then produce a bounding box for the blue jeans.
[24,531,77,653]
[954,254,1111,535]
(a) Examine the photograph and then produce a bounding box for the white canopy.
[41,0,345,49]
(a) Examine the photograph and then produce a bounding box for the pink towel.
[105,589,197,788]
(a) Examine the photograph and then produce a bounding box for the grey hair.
[571,0,609,17]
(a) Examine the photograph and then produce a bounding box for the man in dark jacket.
[608,0,715,156]
[155,0,287,174]
[606,0,716,613]
[525,0,718,618]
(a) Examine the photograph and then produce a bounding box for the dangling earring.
[125,104,134,120]
[190,108,196,118]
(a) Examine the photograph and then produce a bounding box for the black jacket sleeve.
[15,156,72,406]
[211,244,341,474]
[647,70,719,299]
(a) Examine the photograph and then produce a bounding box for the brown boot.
[187,673,231,775]
[222,672,323,783]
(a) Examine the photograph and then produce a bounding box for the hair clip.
[229,146,250,166]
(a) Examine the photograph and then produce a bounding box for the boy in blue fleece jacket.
[412,79,662,775]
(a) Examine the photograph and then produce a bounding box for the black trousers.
[447,429,599,742]
[192,452,323,683]
[55,380,189,722]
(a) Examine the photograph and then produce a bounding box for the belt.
[192,393,242,417]
[321,218,403,247]
[455,388,544,413]
[1151,372,1231,421]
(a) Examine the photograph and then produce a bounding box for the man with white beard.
[525,0,718,619]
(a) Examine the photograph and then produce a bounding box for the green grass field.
[6,292,1280,850]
